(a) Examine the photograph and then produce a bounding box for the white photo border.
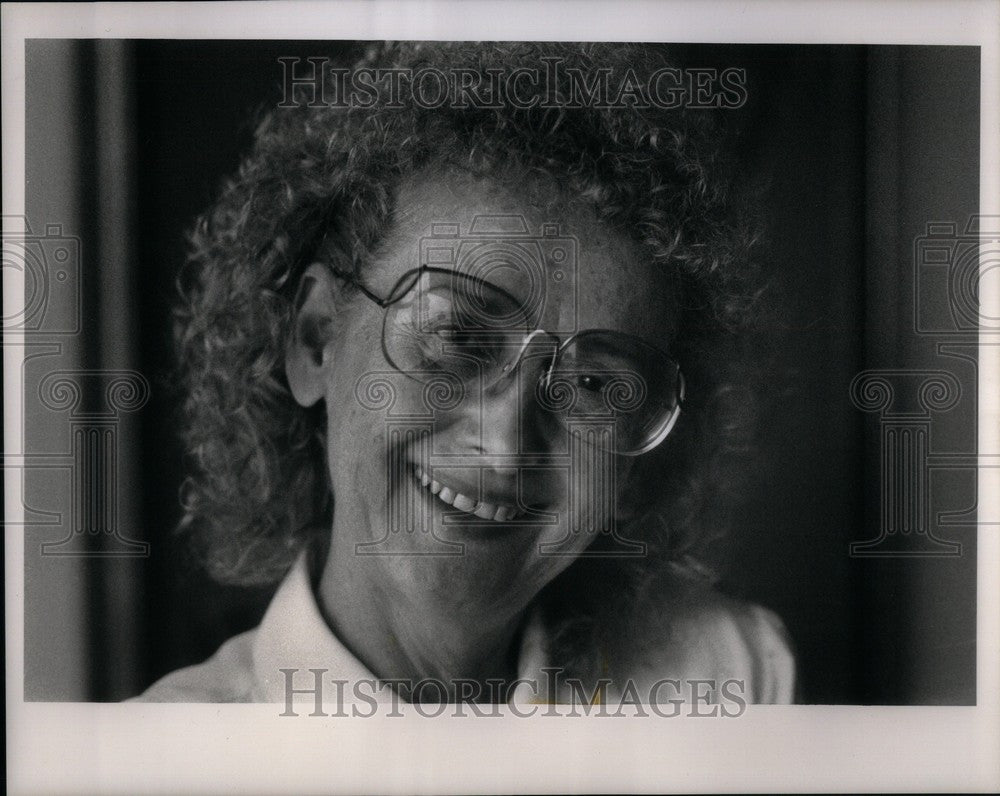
[3,1,999,793]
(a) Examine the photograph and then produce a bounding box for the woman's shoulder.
[128,628,260,703]
[603,578,797,704]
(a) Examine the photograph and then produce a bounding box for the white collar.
[251,551,549,704]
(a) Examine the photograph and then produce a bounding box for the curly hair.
[176,42,764,600]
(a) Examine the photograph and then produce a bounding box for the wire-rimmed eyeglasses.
[331,265,685,455]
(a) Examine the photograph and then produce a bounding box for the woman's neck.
[315,531,526,702]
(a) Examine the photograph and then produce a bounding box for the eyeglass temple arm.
[328,267,395,308]
[619,368,686,457]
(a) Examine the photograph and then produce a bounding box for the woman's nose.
[446,369,546,456]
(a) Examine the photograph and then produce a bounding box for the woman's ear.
[286,263,339,407]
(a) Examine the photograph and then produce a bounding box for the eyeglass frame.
[328,264,686,456]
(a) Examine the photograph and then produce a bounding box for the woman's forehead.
[371,171,679,339]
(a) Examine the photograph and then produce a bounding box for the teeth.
[473,502,497,520]
[413,466,522,522]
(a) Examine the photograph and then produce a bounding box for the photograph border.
[4,1,999,793]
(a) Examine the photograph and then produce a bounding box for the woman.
[137,42,794,705]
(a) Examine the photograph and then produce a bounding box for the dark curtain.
[22,42,979,703]
[857,47,978,704]
[24,40,146,700]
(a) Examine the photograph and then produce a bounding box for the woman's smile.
[413,465,526,522]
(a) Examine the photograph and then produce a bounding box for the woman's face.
[312,170,679,622]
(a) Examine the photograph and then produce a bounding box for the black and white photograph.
[4,1,999,793]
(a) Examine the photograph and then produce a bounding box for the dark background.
[23,42,980,703]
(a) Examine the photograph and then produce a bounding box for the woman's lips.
[413,465,524,522]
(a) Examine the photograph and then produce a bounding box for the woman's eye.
[433,326,461,341]
[576,374,606,393]
[429,326,479,351]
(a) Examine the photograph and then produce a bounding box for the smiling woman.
[134,41,795,705]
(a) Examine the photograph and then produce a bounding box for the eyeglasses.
[331,265,685,455]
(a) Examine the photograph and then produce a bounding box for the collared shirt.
[134,552,796,704]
